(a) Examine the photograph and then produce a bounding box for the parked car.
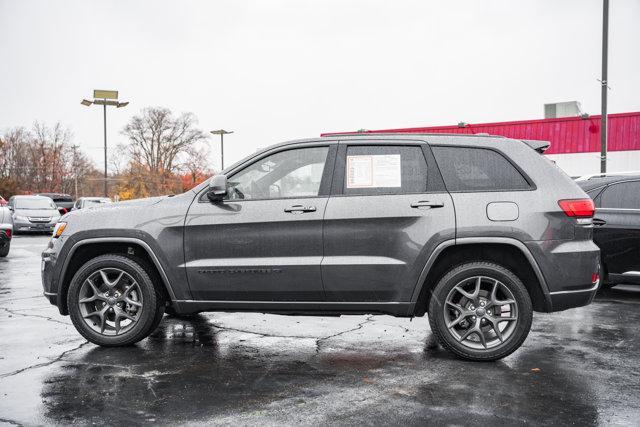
[0,206,13,257]
[577,173,640,288]
[8,195,61,234]
[0,195,7,207]
[42,134,599,361]
[36,193,74,214]
[71,197,112,210]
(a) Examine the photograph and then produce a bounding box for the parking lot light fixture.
[210,129,234,170]
[81,90,128,197]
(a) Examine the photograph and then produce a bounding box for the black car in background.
[577,173,640,288]
[36,193,74,214]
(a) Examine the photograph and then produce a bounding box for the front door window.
[227,146,329,200]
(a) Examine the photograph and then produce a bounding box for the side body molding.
[410,237,552,309]
[58,237,178,309]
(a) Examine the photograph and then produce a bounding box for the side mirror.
[207,174,228,202]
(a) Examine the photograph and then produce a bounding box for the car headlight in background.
[52,222,67,238]
[14,215,29,222]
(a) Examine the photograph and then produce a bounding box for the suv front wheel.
[428,261,533,361]
[68,254,165,346]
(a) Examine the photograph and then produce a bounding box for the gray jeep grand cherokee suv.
[42,134,600,361]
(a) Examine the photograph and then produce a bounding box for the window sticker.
[346,154,401,188]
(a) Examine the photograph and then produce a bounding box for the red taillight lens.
[591,273,599,284]
[558,199,595,218]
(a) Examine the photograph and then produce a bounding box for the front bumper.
[41,238,63,306]
[14,218,56,233]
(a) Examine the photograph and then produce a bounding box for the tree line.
[0,107,214,200]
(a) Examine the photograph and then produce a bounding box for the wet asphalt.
[0,236,639,426]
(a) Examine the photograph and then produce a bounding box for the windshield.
[15,198,57,210]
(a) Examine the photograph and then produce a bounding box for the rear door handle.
[592,218,607,226]
[411,201,444,209]
[284,205,317,213]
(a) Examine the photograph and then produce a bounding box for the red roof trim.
[321,112,640,155]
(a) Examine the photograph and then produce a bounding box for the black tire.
[67,254,164,346]
[0,242,9,257]
[598,261,616,290]
[428,261,533,361]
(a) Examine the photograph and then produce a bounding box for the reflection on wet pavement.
[1,236,639,425]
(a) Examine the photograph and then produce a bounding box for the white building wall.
[545,150,640,177]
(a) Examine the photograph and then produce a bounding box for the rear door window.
[600,181,640,209]
[432,146,531,192]
[342,145,428,196]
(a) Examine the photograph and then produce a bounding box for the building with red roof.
[323,111,640,176]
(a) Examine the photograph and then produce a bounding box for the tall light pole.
[81,90,129,196]
[210,129,233,170]
[600,0,609,173]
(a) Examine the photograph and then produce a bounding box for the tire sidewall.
[67,255,158,346]
[429,262,533,361]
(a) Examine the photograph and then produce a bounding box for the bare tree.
[182,145,213,186]
[121,107,208,176]
[0,124,99,197]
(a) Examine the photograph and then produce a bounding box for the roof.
[322,112,640,155]
[576,174,640,192]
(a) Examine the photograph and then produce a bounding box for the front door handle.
[592,217,607,226]
[411,201,444,209]
[284,205,317,213]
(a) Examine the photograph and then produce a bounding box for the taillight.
[4,229,11,239]
[558,199,595,218]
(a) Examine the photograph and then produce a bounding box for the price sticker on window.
[346,154,401,188]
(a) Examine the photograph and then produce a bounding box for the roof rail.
[575,171,640,181]
[320,131,504,138]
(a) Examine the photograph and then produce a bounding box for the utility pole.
[71,144,79,199]
[600,0,609,173]
[210,129,234,170]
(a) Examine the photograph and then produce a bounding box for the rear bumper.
[548,282,599,311]
[526,239,600,312]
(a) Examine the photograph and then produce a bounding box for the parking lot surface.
[1,235,639,426]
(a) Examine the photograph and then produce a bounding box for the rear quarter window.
[432,146,531,192]
[600,181,640,209]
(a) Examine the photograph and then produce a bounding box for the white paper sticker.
[346,154,401,188]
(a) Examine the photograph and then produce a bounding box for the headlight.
[14,215,28,221]
[52,222,67,238]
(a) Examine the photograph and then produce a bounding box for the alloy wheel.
[78,268,143,336]
[443,276,518,350]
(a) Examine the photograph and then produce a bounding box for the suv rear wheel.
[68,254,165,346]
[428,261,533,361]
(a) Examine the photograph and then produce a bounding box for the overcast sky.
[1,0,639,171]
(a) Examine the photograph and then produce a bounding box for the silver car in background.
[8,195,61,234]
[71,197,112,210]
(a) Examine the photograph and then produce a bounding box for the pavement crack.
[315,315,375,352]
[210,323,313,340]
[0,307,70,326]
[0,341,90,379]
[0,295,42,303]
